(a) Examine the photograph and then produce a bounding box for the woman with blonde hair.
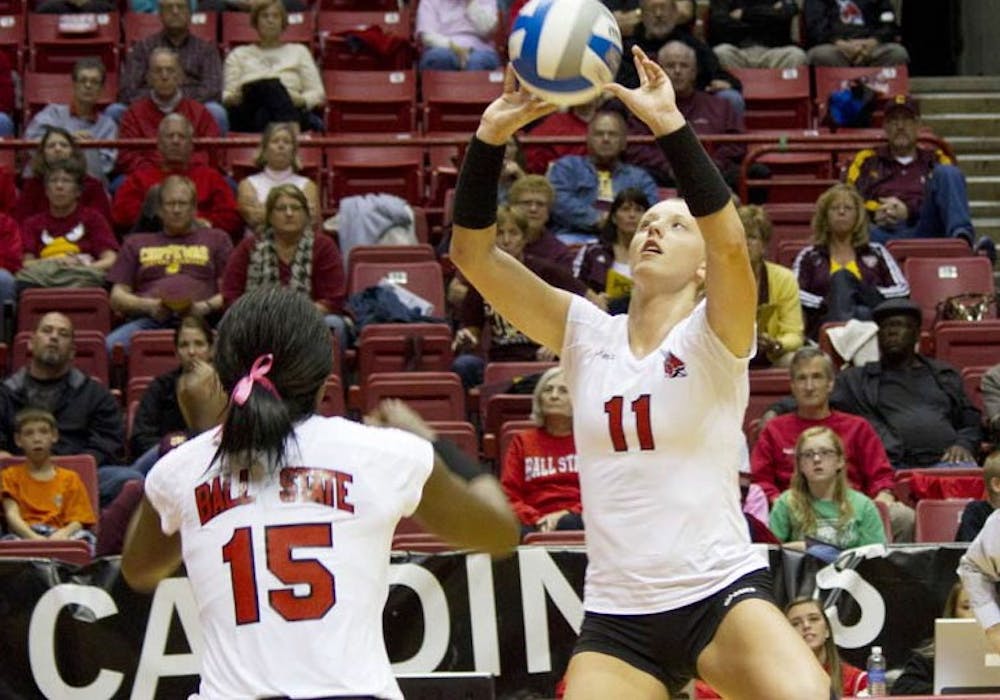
[769,426,886,549]
[792,183,908,338]
[236,122,320,232]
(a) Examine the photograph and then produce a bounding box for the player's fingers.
[503,64,517,94]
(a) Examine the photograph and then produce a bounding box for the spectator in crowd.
[619,0,743,117]
[112,114,243,239]
[416,0,501,71]
[832,298,983,468]
[0,313,137,506]
[507,0,694,39]
[547,111,659,244]
[15,128,112,224]
[116,0,226,133]
[0,213,21,310]
[624,40,746,186]
[793,183,909,339]
[25,58,117,182]
[984,362,1000,441]
[696,595,869,697]
[108,175,232,352]
[845,95,993,259]
[0,408,97,549]
[574,187,649,311]
[18,159,118,290]
[710,0,807,69]
[522,97,603,175]
[803,0,908,67]
[893,581,975,695]
[118,48,222,174]
[500,366,582,536]
[129,315,223,473]
[498,136,527,204]
[956,452,1000,542]
[222,184,348,350]
[768,426,887,549]
[0,52,13,137]
[739,204,803,368]
[507,176,576,269]
[451,205,595,388]
[222,0,325,132]
[752,347,913,540]
[236,122,320,233]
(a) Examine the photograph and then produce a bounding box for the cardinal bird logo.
[662,351,687,378]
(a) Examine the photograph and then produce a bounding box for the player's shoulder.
[298,414,431,460]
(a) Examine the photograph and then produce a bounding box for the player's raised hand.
[477,66,557,146]
[364,399,437,442]
[602,45,686,137]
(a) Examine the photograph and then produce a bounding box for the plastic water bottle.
[867,645,887,696]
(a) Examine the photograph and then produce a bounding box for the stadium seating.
[933,320,1000,372]
[17,287,112,335]
[324,144,425,208]
[496,418,537,472]
[345,243,436,293]
[126,330,178,382]
[915,498,972,543]
[728,66,811,130]
[22,70,118,125]
[745,369,790,438]
[322,68,417,134]
[903,257,996,331]
[0,539,92,565]
[27,12,120,73]
[427,420,478,460]
[813,64,910,127]
[421,69,506,134]
[885,237,973,268]
[0,12,25,72]
[224,138,323,184]
[12,330,110,385]
[960,366,989,414]
[316,9,413,71]
[123,11,217,49]
[348,259,445,316]
[221,10,315,52]
[359,371,466,422]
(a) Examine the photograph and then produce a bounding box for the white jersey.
[562,296,763,614]
[144,414,434,700]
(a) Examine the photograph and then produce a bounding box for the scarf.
[246,228,314,297]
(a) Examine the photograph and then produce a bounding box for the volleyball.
[508,0,624,107]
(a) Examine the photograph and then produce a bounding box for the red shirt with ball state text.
[500,427,581,526]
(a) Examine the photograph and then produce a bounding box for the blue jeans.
[0,269,17,307]
[98,466,144,507]
[419,46,501,71]
[324,313,351,354]
[106,316,170,354]
[868,165,974,244]
[0,112,13,137]
[713,88,746,120]
[452,354,485,389]
[131,444,161,475]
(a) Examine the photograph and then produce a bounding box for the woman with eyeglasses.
[222,184,349,350]
[769,426,887,550]
[792,183,909,339]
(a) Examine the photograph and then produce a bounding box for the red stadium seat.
[0,539,92,565]
[915,498,972,543]
[318,373,345,417]
[522,531,585,546]
[354,322,454,384]
[123,10,217,49]
[22,70,118,132]
[345,243,436,292]
[27,12,120,73]
[127,330,178,382]
[18,287,112,334]
[933,321,1000,372]
[813,64,910,127]
[12,330,109,385]
[323,69,416,134]
[961,366,989,414]
[427,420,479,460]
[885,238,973,267]
[221,10,315,52]
[728,66,811,130]
[0,13,25,72]
[318,0,398,9]
[348,260,445,316]
[421,69,505,135]
[316,9,413,70]
[361,371,466,422]
[745,369,790,438]
[903,257,996,331]
[325,145,425,208]
[895,467,984,505]
[496,419,537,471]
[125,375,154,412]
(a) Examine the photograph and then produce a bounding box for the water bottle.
[867,645,887,696]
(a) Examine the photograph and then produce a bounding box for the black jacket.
[830,356,982,468]
[710,0,799,48]
[1,367,124,466]
[131,368,188,458]
[803,0,900,46]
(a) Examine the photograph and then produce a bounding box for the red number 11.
[604,394,655,452]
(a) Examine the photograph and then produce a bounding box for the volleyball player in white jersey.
[449,49,830,699]
[120,287,519,700]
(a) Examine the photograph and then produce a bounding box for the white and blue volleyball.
[508,0,623,107]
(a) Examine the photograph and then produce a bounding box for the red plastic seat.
[745,369,790,438]
[354,322,453,383]
[903,257,996,331]
[961,366,989,414]
[318,373,345,417]
[221,10,315,52]
[885,238,973,267]
[348,260,445,316]
[345,243,435,292]
[813,64,910,127]
[933,320,1000,372]
[325,145,425,207]
[318,0,398,9]
[123,10,217,49]
[728,66,811,130]
[522,530,585,546]
[421,69,505,134]
[18,287,111,335]
[497,418,537,470]
[0,539,92,565]
[895,467,984,505]
[12,330,109,385]
[323,69,416,134]
[361,371,466,422]
[316,9,413,70]
[22,70,118,125]
[125,375,154,412]
[127,330,178,382]
[915,498,972,543]
[27,12,120,73]
[0,13,25,72]
[427,420,478,460]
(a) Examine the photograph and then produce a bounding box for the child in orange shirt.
[1,409,97,550]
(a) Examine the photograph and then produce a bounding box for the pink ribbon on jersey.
[230,353,280,406]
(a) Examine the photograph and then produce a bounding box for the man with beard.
[0,313,138,505]
[830,298,982,468]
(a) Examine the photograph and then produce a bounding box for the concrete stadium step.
[971,201,1000,218]
[917,93,1000,115]
[910,76,1000,92]
[947,136,1000,156]
[921,113,1000,138]
[957,154,1000,177]
[966,176,1000,201]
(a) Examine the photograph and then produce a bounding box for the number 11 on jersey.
[604,394,655,452]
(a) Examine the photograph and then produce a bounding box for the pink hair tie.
[230,353,280,406]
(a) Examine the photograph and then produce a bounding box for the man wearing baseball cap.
[846,94,995,262]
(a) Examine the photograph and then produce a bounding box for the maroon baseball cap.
[885,94,919,118]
